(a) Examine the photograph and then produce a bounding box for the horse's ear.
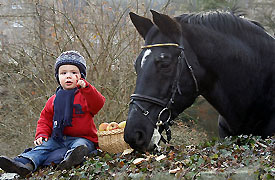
[129,12,154,39]
[150,10,181,36]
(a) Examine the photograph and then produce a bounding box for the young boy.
[0,50,105,177]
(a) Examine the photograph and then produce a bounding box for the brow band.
[141,43,179,49]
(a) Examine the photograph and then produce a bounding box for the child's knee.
[72,138,95,152]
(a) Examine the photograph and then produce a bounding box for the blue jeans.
[19,136,96,170]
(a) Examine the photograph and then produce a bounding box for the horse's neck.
[198,48,273,121]
[184,29,265,118]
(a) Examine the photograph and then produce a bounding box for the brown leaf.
[118,161,124,168]
[168,151,175,160]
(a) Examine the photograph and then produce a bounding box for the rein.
[130,43,199,144]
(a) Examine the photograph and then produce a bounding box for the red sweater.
[35,83,105,144]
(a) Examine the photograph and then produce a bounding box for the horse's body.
[124,10,275,152]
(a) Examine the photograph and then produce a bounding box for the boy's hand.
[76,75,88,89]
[77,79,87,88]
[34,137,48,146]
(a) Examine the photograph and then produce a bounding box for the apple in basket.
[118,121,126,129]
[106,122,119,131]
[98,122,109,131]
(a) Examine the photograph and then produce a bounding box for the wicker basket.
[97,128,131,154]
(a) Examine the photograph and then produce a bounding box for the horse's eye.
[156,60,171,69]
[156,53,171,69]
[159,62,170,69]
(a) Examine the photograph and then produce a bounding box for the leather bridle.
[130,43,199,144]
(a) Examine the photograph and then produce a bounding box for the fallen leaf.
[118,161,124,168]
[122,148,134,156]
[156,154,166,161]
[168,151,175,160]
[133,158,146,165]
[169,167,181,174]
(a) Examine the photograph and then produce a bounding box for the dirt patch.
[170,120,211,146]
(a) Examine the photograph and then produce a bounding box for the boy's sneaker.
[56,145,89,170]
[0,156,33,177]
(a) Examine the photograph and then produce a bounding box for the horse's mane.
[175,11,268,37]
[174,11,275,71]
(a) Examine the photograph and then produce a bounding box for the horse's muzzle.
[124,126,161,152]
[124,128,148,152]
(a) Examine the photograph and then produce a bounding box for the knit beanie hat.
[55,50,86,83]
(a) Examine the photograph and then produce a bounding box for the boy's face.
[58,64,81,90]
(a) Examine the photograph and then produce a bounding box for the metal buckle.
[143,111,149,116]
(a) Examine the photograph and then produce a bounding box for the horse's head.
[124,10,200,152]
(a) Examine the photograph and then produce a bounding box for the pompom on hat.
[55,50,86,83]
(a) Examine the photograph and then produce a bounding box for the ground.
[170,120,210,146]
[0,120,274,180]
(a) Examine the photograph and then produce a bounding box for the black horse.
[124,10,275,152]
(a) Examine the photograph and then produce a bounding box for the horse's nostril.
[135,131,145,146]
[124,127,147,150]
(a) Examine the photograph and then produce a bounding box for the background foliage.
[0,0,274,158]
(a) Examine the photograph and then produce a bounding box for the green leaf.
[211,154,219,160]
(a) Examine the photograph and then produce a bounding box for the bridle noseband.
[130,43,199,144]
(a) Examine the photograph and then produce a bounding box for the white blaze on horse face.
[141,49,152,68]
